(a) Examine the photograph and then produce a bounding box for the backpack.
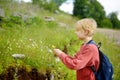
[88,40,114,80]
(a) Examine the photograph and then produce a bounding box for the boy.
[53,18,100,80]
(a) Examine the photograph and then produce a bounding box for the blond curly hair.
[75,18,97,37]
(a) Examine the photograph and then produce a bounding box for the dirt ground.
[97,28,120,45]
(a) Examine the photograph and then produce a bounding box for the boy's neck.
[83,37,93,44]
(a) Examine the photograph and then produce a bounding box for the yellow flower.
[52,45,56,48]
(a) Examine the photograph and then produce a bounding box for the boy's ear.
[84,29,90,36]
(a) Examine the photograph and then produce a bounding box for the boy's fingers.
[53,49,59,53]
[53,49,62,56]
[53,49,58,57]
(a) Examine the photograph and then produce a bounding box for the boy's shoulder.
[83,40,98,50]
[81,43,98,51]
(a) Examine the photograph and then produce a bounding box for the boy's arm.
[53,45,98,70]
[54,49,74,69]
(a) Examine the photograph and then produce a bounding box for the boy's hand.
[53,49,63,56]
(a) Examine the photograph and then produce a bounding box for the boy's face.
[75,29,86,40]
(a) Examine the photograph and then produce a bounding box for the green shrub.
[100,18,113,28]
[43,1,57,12]
[9,16,23,25]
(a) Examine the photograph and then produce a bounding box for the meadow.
[0,2,120,80]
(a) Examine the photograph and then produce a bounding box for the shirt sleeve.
[58,45,96,70]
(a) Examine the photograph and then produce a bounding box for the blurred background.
[0,0,120,80]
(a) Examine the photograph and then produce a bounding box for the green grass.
[0,2,120,80]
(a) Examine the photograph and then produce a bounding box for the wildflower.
[29,38,33,42]
[48,48,53,53]
[55,57,60,62]
[52,45,56,48]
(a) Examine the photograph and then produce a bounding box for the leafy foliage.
[108,12,120,29]
[53,0,66,6]
[100,18,113,28]
[32,0,65,12]
[73,0,105,19]
[73,0,120,29]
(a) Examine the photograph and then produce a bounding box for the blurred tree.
[53,0,66,6]
[90,0,106,26]
[108,12,120,29]
[73,0,106,27]
[73,0,87,18]
[100,18,113,28]
[32,0,66,12]
[32,0,44,4]
[32,0,66,6]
